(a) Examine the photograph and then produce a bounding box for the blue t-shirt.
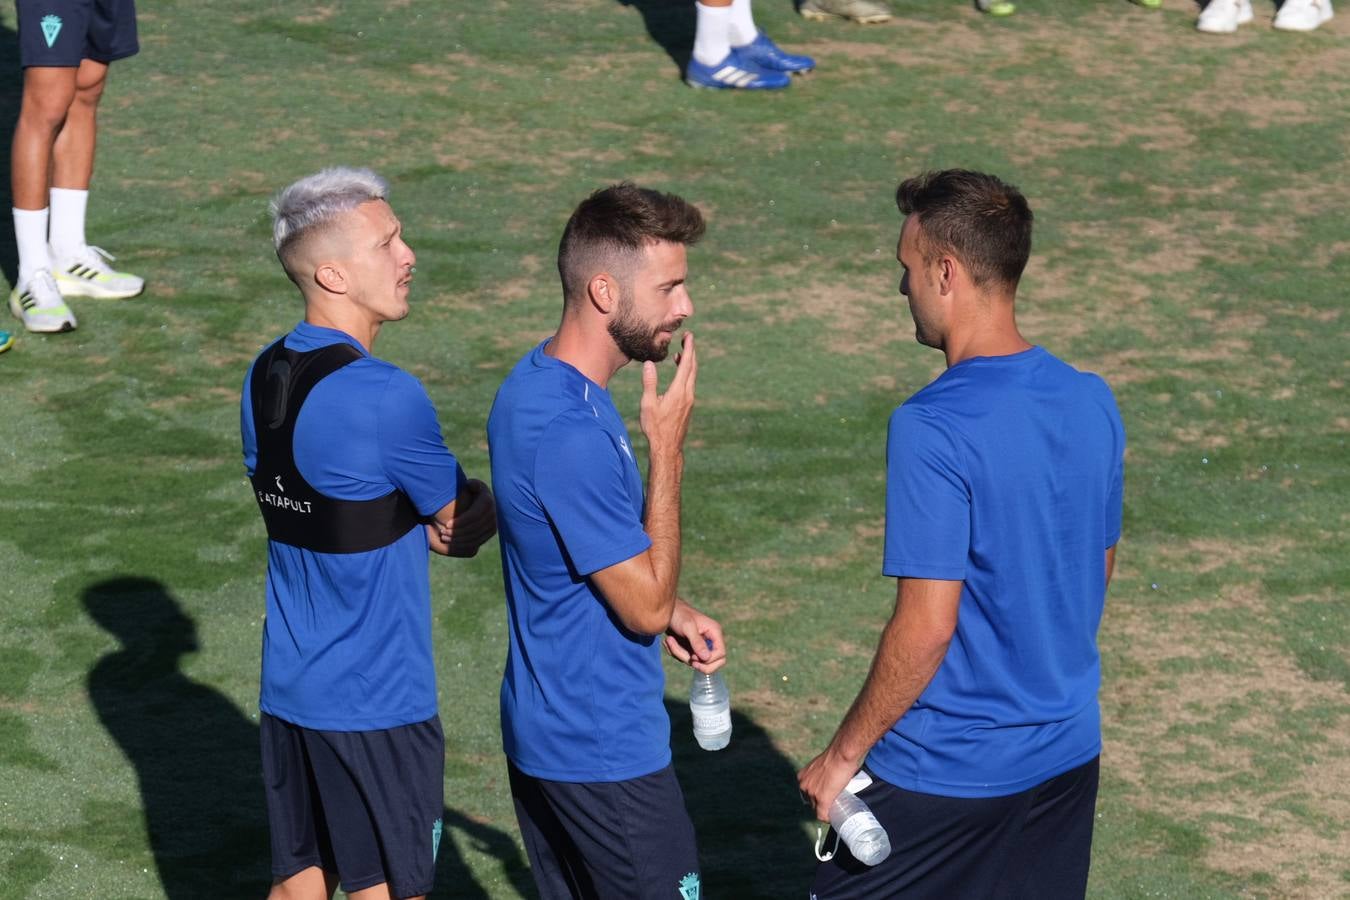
[487,341,668,783]
[241,322,465,731]
[867,346,1125,798]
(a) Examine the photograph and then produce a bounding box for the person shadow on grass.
[0,16,22,286]
[666,697,817,898]
[84,577,273,897]
[85,577,529,899]
[617,0,696,75]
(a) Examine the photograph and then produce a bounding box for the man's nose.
[674,288,693,320]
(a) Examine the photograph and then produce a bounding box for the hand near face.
[639,332,697,462]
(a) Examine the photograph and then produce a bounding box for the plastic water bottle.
[689,671,732,751]
[828,785,891,866]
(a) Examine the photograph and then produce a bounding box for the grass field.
[1,0,1347,897]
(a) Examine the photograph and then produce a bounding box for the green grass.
[2,0,1347,897]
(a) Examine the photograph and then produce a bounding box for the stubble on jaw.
[608,301,677,363]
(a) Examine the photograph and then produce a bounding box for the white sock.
[693,2,732,67]
[729,0,759,47]
[49,187,89,258]
[13,207,52,287]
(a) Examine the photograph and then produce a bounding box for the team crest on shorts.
[41,15,63,48]
[678,872,701,900]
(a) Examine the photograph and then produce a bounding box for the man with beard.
[486,182,726,899]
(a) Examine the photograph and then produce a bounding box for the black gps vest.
[248,339,424,554]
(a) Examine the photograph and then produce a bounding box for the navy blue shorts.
[16,0,139,67]
[260,713,445,899]
[508,761,703,900]
[811,757,1100,900]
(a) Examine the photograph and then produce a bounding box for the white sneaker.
[1274,0,1333,30]
[51,245,145,299]
[1197,0,1254,31]
[9,270,77,333]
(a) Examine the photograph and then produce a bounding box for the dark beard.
[608,306,673,363]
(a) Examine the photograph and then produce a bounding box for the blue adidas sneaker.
[686,47,791,90]
[736,32,815,74]
[0,330,13,354]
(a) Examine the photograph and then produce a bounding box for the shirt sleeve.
[241,359,257,476]
[1104,388,1125,548]
[376,369,467,517]
[882,403,970,580]
[534,413,652,577]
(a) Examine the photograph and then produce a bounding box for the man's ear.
[587,272,618,314]
[937,255,958,296]
[315,262,347,295]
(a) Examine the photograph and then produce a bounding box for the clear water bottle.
[689,671,732,751]
[828,785,891,866]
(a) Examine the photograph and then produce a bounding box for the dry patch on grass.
[293,6,337,25]
[495,253,545,302]
[1005,112,1200,169]
[1186,306,1268,335]
[1144,176,1244,208]
[1177,81,1321,131]
[714,272,905,358]
[737,687,827,759]
[1103,580,1350,896]
[1257,182,1350,224]
[1153,536,1294,577]
[1005,116,1100,163]
[1057,212,1245,277]
[729,549,863,575]
[1062,324,1291,397]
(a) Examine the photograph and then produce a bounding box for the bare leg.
[267,866,340,900]
[51,58,109,191]
[349,883,424,900]
[11,66,77,210]
[266,871,423,900]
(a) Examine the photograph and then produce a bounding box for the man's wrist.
[649,444,685,464]
[666,597,692,630]
[827,733,869,771]
[649,448,685,479]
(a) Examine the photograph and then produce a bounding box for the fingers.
[670,332,697,392]
[699,617,726,665]
[690,655,726,675]
[445,485,497,543]
[797,750,856,822]
[673,622,705,665]
[642,360,658,400]
[797,770,833,822]
[455,501,494,534]
[439,506,497,556]
[664,634,692,664]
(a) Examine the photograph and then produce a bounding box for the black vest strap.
[249,339,424,554]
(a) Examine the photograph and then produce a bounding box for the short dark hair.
[558,182,705,305]
[895,169,1033,290]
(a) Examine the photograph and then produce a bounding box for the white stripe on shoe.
[712,65,758,87]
